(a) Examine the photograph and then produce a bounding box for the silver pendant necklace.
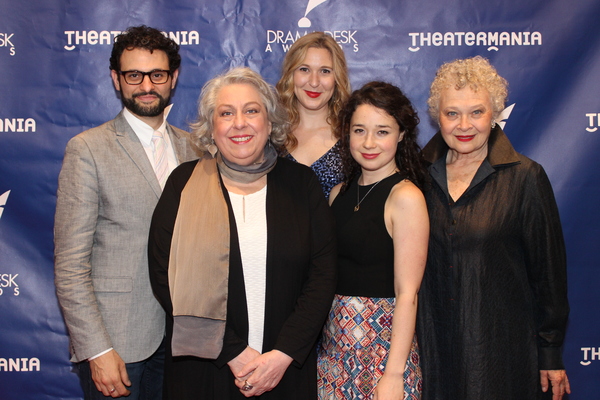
[354,171,396,212]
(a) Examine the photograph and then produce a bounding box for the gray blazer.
[54,111,199,363]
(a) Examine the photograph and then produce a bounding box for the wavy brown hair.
[339,81,427,192]
[276,32,351,153]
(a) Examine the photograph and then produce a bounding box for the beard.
[121,91,171,117]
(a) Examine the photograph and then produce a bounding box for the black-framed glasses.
[119,69,171,85]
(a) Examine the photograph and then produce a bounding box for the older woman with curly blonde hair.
[417,56,570,400]
[276,32,351,198]
[149,67,337,400]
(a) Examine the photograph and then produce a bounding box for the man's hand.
[89,350,131,397]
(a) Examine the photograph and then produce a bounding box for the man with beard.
[54,26,198,399]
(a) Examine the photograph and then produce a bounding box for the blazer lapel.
[114,111,162,198]
[167,124,188,163]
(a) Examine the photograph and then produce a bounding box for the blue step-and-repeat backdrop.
[0,0,598,398]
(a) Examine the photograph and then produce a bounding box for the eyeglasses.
[119,69,171,85]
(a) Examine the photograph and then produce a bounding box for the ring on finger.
[241,380,253,391]
[109,387,116,393]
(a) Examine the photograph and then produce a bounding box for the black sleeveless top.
[331,172,406,297]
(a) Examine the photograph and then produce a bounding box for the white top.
[228,185,268,352]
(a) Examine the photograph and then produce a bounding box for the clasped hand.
[228,347,293,397]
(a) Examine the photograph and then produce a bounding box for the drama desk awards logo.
[265,0,359,53]
[0,190,19,297]
[0,32,15,56]
[298,0,327,28]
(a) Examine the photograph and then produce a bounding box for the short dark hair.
[109,25,181,72]
[338,81,427,191]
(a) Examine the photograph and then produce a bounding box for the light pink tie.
[152,130,168,189]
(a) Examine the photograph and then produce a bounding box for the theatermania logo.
[580,347,600,366]
[585,113,599,132]
[64,30,200,51]
[407,30,542,52]
[0,358,40,372]
[265,0,360,53]
[0,118,36,133]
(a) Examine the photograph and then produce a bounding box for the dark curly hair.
[339,81,427,192]
[109,25,181,72]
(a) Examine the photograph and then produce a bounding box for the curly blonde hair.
[190,67,288,152]
[276,32,351,153]
[428,56,508,123]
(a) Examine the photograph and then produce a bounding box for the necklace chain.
[354,171,396,212]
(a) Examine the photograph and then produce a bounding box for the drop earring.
[207,137,218,158]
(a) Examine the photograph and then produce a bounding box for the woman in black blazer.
[148,67,337,400]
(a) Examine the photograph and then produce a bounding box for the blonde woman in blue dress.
[276,32,351,199]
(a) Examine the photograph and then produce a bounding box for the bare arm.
[374,181,428,400]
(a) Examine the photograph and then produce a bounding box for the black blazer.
[149,157,337,400]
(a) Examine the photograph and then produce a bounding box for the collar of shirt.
[122,104,173,146]
[422,125,521,168]
[427,126,521,203]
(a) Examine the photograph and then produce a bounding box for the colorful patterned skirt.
[317,295,422,399]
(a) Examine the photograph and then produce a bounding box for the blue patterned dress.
[284,140,344,199]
